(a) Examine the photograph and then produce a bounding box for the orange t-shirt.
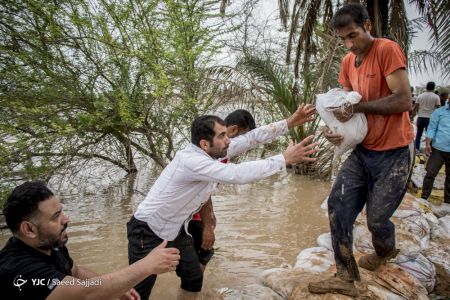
[338,38,414,151]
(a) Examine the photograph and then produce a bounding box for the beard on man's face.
[37,223,68,251]
[208,144,228,159]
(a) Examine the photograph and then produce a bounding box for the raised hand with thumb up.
[144,240,180,275]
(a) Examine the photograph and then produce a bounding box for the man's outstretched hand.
[287,103,316,129]
[282,135,320,165]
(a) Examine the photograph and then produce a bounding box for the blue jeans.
[415,117,430,151]
[328,144,413,281]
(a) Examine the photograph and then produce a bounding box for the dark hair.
[225,109,256,131]
[191,115,225,146]
[3,181,54,233]
[426,82,435,91]
[331,3,369,30]
[440,92,448,97]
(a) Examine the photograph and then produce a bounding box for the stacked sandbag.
[410,163,446,189]
[428,202,450,218]
[294,247,335,273]
[260,192,448,299]
[261,251,429,299]
[422,241,450,297]
[262,267,328,299]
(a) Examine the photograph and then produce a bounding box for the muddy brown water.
[0,171,331,299]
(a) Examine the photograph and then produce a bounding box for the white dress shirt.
[134,120,289,240]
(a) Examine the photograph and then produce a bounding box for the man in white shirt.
[127,106,318,300]
[414,81,441,151]
[187,109,257,278]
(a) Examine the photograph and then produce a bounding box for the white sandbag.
[429,202,450,218]
[394,229,421,262]
[404,215,430,250]
[353,225,374,254]
[316,88,367,158]
[294,247,334,273]
[393,207,421,218]
[261,267,316,299]
[316,232,333,252]
[396,254,436,292]
[438,215,450,236]
[411,164,446,189]
[429,215,450,241]
[370,265,429,300]
[422,241,450,297]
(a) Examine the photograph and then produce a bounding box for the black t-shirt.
[0,237,73,300]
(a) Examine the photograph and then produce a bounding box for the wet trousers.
[328,144,413,281]
[127,216,203,300]
[421,147,450,203]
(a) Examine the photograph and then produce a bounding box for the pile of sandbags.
[261,253,429,300]
[260,193,450,299]
[410,163,446,189]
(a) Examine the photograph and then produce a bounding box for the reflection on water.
[0,168,331,299]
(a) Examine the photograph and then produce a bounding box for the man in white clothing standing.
[127,107,318,300]
[414,81,441,152]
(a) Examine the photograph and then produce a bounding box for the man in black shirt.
[0,181,180,300]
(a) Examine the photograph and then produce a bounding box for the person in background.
[414,81,441,152]
[410,86,417,121]
[0,181,180,300]
[421,97,450,204]
[439,92,449,107]
[309,3,414,297]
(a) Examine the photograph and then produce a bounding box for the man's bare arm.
[46,241,179,300]
[71,264,97,280]
[199,197,215,250]
[354,69,412,114]
[334,69,412,122]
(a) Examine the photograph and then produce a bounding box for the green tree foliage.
[0,0,226,201]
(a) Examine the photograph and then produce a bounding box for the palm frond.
[293,0,321,82]
[389,0,409,55]
[220,0,230,15]
[322,0,334,31]
[408,50,444,75]
[368,0,383,37]
[409,0,450,78]
[433,0,450,77]
[286,0,302,64]
[278,0,290,29]
[239,54,297,115]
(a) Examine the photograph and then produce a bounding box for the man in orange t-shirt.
[309,3,414,297]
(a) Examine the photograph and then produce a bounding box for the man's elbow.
[397,93,412,112]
